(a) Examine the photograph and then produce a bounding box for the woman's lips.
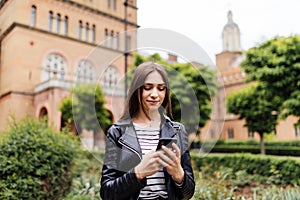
[147,100,160,105]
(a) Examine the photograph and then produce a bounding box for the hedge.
[201,145,300,156]
[201,139,300,147]
[191,153,300,185]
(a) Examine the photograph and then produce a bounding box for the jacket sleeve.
[172,123,195,199]
[100,126,146,200]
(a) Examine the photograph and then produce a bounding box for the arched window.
[63,16,68,35]
[30,5,36,27]
[102,66,118,88]
[110,30,114,47]
[48,11,53,31]
[56,13,61,33]
[104,28,108,46]
[115,32,119,49]
[42,53,67,81]
[85,22,89,41]
[76,60,95,83]
[91,24,96,43]
[78,20,83,39]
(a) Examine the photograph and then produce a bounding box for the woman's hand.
[158,143,184,184]
[134,150,162,180]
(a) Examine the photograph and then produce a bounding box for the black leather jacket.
[100,116,195,200]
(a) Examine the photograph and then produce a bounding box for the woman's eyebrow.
[144,83,165,86]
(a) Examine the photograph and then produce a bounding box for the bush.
[201,139,300,156]
[0,117,81,200]
[191,153,300,186]
[202,145,300,156]
[194,167,236,200]
[63,150,103,200]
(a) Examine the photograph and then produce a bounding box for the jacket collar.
[116,115,177,154]
[115,114,173,126]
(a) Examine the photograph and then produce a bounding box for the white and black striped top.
[133,123,168,200]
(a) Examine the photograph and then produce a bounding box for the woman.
[100,61,195,200]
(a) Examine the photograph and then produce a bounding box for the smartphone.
[156,137,177,151]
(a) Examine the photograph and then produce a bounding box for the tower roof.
[222,10,242,52]
[223,10,240,31]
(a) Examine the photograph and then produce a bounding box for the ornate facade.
[0,0,138,148]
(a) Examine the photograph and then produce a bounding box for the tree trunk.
[259,132,265,155]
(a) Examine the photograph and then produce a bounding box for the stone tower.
[222,10,242,52]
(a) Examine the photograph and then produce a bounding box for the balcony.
[35,78,73,93]
[35,78,124,97]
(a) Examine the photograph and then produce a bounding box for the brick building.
[0,0,138,148]
[200,11,299,141]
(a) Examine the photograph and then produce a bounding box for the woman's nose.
[150,88,158,97]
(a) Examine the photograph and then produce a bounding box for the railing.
[35,78,124,97]
[35,79,73,93]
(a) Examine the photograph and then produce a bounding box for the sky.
[136,0,300,65]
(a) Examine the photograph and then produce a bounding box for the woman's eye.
[143,85,166,91]
[158,86,166,91]
[143,86,152,90]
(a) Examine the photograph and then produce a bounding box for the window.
[102,66,118,88]
[48,11,53,31]
[295,126,300,138]
[85,22,89,41]
[63,16,68,35]
[30,5,36,27]
[78,20,83,39]
[43,53,67,81]
[128,0,134,5]
[248,131,254,138]
[91,25,96,42]
[104,29,108,46]
[210,129,215,138]
[115,32,119,49]
[110,30,114,47]
[107,0,111,8]
[76,60,95,83]
[113,0,117,10]
[56,13,61,33]
[125,35,131,52]
[227,128,234,139]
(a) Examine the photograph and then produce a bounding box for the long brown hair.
[121,61,172,120]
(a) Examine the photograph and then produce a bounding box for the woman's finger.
[172,143,181,157]
[158,151,174,165]
[162,145,178,161]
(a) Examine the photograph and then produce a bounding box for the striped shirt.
[134,123,168,200]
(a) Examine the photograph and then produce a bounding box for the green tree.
[241,35,300,127]
[131,53,217,134]
[59,83,112,148]
[170,63,217,127]
[226,83,280,154]
[60,97,73,121]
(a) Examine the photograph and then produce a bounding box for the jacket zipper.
[118,138,142,160]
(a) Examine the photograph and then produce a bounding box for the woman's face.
[140,71,166,112]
